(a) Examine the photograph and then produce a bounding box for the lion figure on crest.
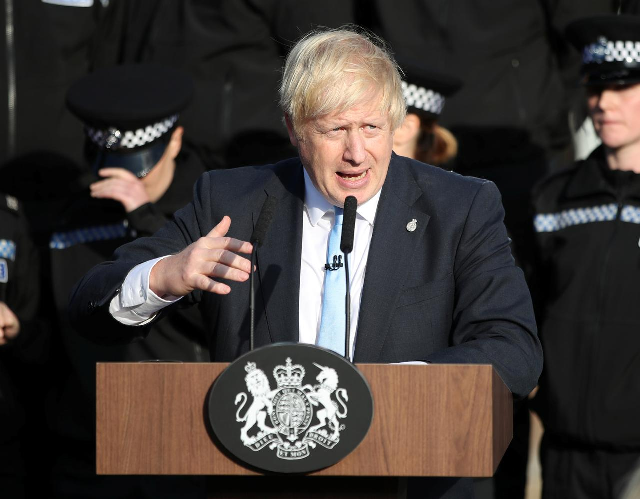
[234,363,276,444]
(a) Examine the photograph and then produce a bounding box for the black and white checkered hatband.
[86,114,179,151]
[401,81,445,116]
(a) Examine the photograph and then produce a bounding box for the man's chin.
[327,191,372,207]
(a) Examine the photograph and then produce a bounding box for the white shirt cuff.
[109,256,182,325]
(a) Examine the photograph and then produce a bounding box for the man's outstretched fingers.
[206,248,252,274]
[195,274,232,295]
[205,217,253,254]
[207,216,231,238]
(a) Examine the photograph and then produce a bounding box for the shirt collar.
[303,168,381,226]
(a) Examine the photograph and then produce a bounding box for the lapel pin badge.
[406,219,417,232]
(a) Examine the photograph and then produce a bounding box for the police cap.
[398,59,462,119]
[66,64,194,177]
[566,14,640,86]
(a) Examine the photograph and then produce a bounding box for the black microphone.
[340,196,357,254]
[249,196,278,350]
[340,196,357,360]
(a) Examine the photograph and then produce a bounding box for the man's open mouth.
[337,170,367,181]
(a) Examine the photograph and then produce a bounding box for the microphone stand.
[250,246,257,351]
[343,252,351,361]
[340,195,357,361]
[248,196,278,352]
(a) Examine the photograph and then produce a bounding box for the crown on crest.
[273,358,305,388]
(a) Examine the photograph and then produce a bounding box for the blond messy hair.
[279,27,406,135]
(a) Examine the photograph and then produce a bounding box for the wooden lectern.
[96,363,512,498]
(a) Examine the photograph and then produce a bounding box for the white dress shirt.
[109,170,380,360]
[299,170,379,359]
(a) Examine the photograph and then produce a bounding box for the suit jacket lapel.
[354,155,431,362]
[254,160,304,345]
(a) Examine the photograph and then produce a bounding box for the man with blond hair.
[69,28,541,498]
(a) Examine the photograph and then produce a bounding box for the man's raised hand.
[149,216,253,298]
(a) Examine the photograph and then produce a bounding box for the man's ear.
[165,126,184,160]
[393,114,421,147]
[284,114,299,147]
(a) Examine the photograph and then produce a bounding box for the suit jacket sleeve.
[426,181,542,399]
[67,172,218,344]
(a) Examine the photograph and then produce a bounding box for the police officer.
[532,14,640,499]
[49,64,208,499]
[0,194,46,499]
[392,59,461,167]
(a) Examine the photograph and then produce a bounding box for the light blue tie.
[316,207,346,356]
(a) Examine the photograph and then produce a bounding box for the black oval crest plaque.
[207,343,374,473]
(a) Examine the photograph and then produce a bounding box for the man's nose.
[343,131,366,164]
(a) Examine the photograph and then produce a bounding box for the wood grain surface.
[96,363,511,477]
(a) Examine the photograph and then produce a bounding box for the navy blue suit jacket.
[69,153,541,398]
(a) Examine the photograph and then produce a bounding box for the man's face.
[588,82,640,151]
[286,95,394,207]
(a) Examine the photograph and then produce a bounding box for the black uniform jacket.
[532,146,640,450]
[69,153,542,400]
[50,151,208,446]
[0,194,44,472]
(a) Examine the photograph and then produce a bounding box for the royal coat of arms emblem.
[207,343,373,473]
[234,357,349,460]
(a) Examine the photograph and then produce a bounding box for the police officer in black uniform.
[0,194,46,499]
[49,64,208,499]
[532,14,640,499]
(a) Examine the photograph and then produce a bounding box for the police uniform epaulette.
[0,193,20,215]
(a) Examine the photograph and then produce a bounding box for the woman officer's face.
[588,82,640,152]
